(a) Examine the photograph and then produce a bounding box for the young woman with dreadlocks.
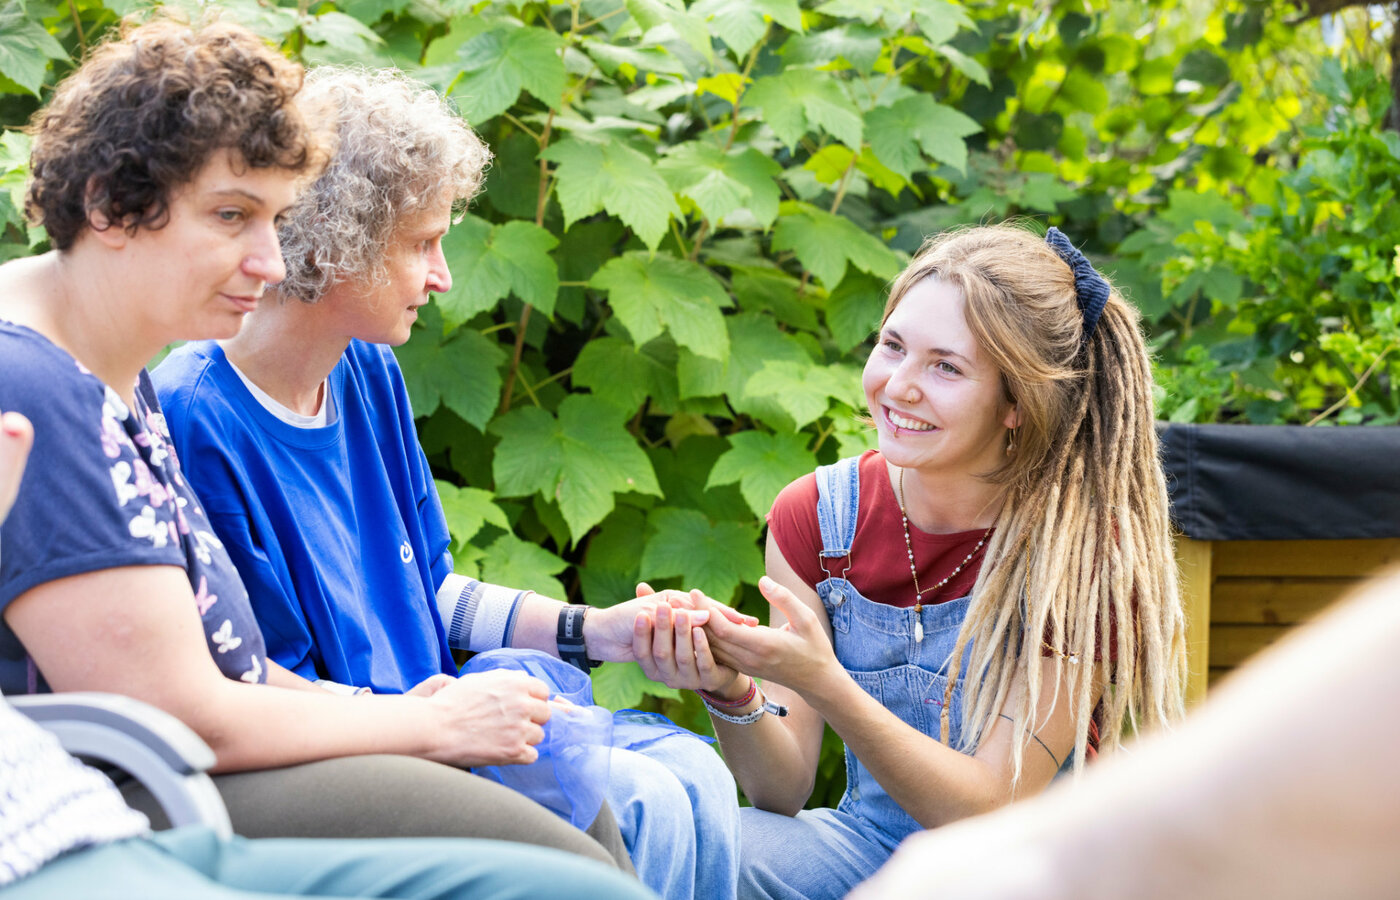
[631,223,1187,900]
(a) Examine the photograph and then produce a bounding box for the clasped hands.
[611,577,839,700]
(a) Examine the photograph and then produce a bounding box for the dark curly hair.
[24,19,317,251]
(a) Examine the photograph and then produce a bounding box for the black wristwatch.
[557,604,601,672]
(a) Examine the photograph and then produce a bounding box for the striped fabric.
[0,699,148,886]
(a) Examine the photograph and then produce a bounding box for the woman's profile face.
[321,191,454,347]
[863,277,1017,480]
[114,149,302,344]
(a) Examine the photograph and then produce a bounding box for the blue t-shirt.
[152,340,456,693]
[0,323,267,692]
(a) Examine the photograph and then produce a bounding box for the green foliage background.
[3,0,1397,806]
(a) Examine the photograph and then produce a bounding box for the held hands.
[702,576,840,697]
[631,585,747,693]
[425,669,551,768]
[580,585,757,692]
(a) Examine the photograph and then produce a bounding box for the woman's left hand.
[703,575,840,697]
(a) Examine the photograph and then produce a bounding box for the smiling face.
[321,193,454,347]
[115,148,301,343]
[863,277,1019,479]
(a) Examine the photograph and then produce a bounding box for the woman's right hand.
[424,669,552,768]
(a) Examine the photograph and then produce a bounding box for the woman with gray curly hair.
[153,67,742,900]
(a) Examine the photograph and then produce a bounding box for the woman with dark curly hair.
[0,19,639,880]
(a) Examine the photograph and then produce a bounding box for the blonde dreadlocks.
[882,224,1186,787]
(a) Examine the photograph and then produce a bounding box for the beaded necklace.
[896,466,992,643]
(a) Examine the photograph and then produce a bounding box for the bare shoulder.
[0,252,61,329]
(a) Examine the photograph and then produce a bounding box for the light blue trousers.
[608,735,741,900]
[737,806,896,900]
[6,827,655,900]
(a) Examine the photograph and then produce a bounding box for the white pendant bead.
[914,617,924,643]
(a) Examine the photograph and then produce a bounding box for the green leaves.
[439,215,559,326]
[707,430,817,518]
[436,480,509,554]
[394,307,506,430]
[542,138,681,250]
[639,508,764,601]
[657,143,782,228]
[772,202,903,288]
[743,360,862,430]
[693,0,804,57]
[0,4,66,97]
[491,395,662,542]
[590,252,732,360]
[866,94,981,177]
[451,25,567,123]
[744,70,864,151]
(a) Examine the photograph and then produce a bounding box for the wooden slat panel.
[1209,624,1289,667]
[1174,537,1213,708]
[1209,577,1359,625]
[1211,539,1400,578]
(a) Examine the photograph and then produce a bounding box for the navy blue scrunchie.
[1045,226,1109,345]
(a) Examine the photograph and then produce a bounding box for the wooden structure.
[1160,423,1400,707]
[1178,538,1400,706]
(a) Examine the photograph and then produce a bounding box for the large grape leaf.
[731,266,819,331]
[451,26,567,123]
[490,394,662,541]
[743,69,864,151]
[593,662,682,710]
[657,143,782,228]
[676,312,812,430]
[691,0,804,57]
[301,11,384,57]
[626,0,713,61]
[639,508,764,602]
[909,0,974,44]
[771,202,902,288]
[707,431,817,518]
[742,359,862,429]
[648,436,753,524]
[541,138,681,250]
[779,25,883,71]
[865,94,981,178]
[589,253,732,360]
[826,272,887,352]
[394,306,506,429]
[578,505,648,609]
[438,215,559,327]
[479,532,568,600]
[573,335,680,416]
[0,6,67,97]
[435,480,509,552]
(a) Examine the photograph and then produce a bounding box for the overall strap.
[814,456,861,579]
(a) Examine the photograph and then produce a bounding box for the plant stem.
[67,0,86,54]
[502,91,561,412]
[1305,343,1396,426]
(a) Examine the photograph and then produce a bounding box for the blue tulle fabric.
[462,648,712,828]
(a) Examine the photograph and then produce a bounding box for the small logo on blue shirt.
[400,541,414,564]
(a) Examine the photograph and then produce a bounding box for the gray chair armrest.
[11,692,232,839]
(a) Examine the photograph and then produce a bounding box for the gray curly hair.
[275,66,491,303]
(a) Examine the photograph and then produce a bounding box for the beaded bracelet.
[696,676,756,709]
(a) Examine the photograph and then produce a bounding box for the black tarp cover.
[1157,423,1400,541]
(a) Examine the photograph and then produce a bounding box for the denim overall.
[737,457,972,900]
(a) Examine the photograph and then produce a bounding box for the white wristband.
[436,574,529,652]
